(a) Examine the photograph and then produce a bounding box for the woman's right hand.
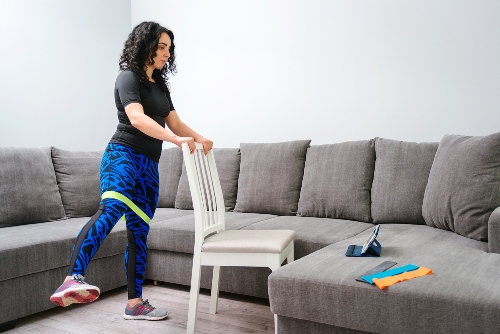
[174,136,196,154]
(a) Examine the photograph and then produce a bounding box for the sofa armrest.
[488,206,500,253]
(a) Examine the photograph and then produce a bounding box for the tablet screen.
[361,225,380,254]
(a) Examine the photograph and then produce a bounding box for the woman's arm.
[125,103,196,153]
[165,110,213,154]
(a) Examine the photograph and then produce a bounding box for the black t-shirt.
[110,70,175,162]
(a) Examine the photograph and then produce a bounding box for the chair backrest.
[181,143,226,248]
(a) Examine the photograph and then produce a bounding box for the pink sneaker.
[50,274,100,307]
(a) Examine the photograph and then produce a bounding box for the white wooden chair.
[182,143,296,334]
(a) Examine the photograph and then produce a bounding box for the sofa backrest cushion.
[297,140,375,222]
[371,138,439,224]
[0,147,66,227]
[175,148,241,211]
[51,147,102,218]
[234,140,310,216]
[423,132,500,242]
[157,147,183,208]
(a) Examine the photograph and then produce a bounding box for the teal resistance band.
[101,191,151,224]
[362,264,419,284]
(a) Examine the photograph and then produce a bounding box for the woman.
[50,21,213,321]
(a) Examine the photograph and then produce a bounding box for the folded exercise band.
[362,264,419,284]
[372,267,432,290]
[101,191,151,224]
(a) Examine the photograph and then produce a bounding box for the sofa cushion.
[148,211,277,254]
[0,208,191,282]
[150,207,195,222]
[423,132,500,241]
[157,147,183,208]
[297,140,375,222]
[1,254,127,326]
[242,216,373,259]
[489,207,500,253]
[371,138,438,224]
[268,224,497,334]
[0,217,126,282]
[51,147,103,218]
[234,140,311,216]
[0,147,66,227]
[175,148,240,211]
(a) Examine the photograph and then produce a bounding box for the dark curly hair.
[119,21,177,93]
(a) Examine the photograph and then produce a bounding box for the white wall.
[132,0,500,148]
[1,1,498,150]
[0,0,131,150]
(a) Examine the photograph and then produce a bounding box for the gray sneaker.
[123,297,169,320]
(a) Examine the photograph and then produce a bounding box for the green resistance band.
[101,191,151,224]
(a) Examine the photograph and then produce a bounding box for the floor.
[5,281,275,334]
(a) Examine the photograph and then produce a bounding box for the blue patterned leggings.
[67,143,159,299]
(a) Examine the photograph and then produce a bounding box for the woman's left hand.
[197,137,213,155]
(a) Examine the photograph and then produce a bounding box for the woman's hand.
[197,137,213,155]
[165,111,213,155]
[173,136,196,154]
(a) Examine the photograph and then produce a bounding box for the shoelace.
[142,299,155,310]
[72,275,88,285]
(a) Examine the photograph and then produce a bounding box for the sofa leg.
[153,280,161,286]
[274,314,278,334]
[0,320,16,332]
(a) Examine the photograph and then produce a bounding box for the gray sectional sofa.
[1,133,499,333]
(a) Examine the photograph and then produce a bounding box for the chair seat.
[202,230,296,253]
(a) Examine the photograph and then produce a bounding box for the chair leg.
[287,243,294,263]
[187,253,202,334]
[269,264,280,334]
[209,265,221,314]
[271,243,294,334]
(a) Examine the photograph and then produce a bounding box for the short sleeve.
[166,90,175,111]
[115,70,142,107]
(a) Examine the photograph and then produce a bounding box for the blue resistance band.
[362,264,419,284]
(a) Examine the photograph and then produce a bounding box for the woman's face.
[151,32,171,69]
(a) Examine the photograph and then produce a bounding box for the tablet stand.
[345,238,382,257]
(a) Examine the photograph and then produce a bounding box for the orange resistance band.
[372,267,432,290]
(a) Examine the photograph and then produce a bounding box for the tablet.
[361,225,380,254]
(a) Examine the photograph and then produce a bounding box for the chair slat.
[193,151,209,230]
[206,157,218,229]
[197,150,214,229]
[205,158,219,227]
